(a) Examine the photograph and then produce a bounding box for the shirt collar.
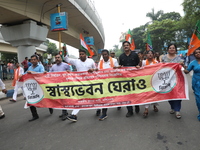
[32,63,39,67]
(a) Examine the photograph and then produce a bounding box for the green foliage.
[47,42,59,55]
[112,1,200,54]
[146,8,164,22]
[132,25,147,51]
[43,53,47,59]
[181,0,200,37]
[147,19,180,52]
[158,12,181,21]
[109,44,123,58]
[1,52,17,62]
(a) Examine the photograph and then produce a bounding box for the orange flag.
[187,20,200,56]
[125,29,135,51]
[131,39,135,50]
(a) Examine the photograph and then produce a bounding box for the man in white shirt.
[0,79,7,119]
[64,49,96,122]
[10,62,25,102]
[98,49,119,120]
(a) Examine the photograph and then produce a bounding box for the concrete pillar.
[0,20,48,63]
[17,46,36,64]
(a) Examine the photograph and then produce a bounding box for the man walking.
[49,54,71,121]
[98,49,119,120]
[25,55,53,122]
[119,41,140,117]
[64,49,96,122]
[10,62,25,102]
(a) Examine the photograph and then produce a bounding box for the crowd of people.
[0,42,200,123]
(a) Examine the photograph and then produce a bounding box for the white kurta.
[98,58,119,69]
[12,67,25,101]
[0,79,5,116]
[64,56,96,115]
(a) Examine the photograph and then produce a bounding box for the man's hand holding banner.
[20,63,189,109]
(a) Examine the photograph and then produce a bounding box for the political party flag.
[125,29,135,50]
[80,33,94,56]
[131,39,135,50]
[125,29,132,43]
[62,43,68,58]
[187,20,200,56]
[146,32,153,50]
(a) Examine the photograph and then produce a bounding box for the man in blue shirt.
[26,55,53,122]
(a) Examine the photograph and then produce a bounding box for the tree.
[175,0,200,49]
[146,8,164,22]
[108,44,123,58]
[46,41,59,55]
[131,25,147,51]
[147,19,179,52]
[158,12,181,21]
[181,0,200,37]
[1,52,17,62]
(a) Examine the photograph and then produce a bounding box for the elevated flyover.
[0,0,104,62]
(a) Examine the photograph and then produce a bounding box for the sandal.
[153,105,158,112]
[175,111,181,119]
[169,109,175,114]
[143,109,148,118]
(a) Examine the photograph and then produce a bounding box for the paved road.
[0,76,199,150]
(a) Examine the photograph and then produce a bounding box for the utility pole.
[57,4,62,51]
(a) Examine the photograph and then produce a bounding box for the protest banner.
[20,63,188,109]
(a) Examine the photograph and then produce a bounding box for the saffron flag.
[131,39,135,50]
[80,33,94,56]
[146,32,153,50]
[20,63,188,110]
[187,20,200,56]
[125,29,135,50]
[62,43,68,58]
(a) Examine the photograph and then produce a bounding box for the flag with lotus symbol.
[187,20,200,56]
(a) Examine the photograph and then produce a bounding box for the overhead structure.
[0,0,105,62]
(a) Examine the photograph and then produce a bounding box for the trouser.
[102,108,107,115]
[127,105,139,112]
[168,100,182,111]
[71,109,80,115]
[127,106,133,112]
[30,106,53,117]
[62,109,68,115]
[30,106,39,118]
[0,105,4,116]
[13,82,26,100]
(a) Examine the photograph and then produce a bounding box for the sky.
[94,0,184,50]
[55,0,184,57]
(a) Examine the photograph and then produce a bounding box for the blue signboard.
[50,12,68,31]
[84,36,94,45]
[98,49,102,54]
